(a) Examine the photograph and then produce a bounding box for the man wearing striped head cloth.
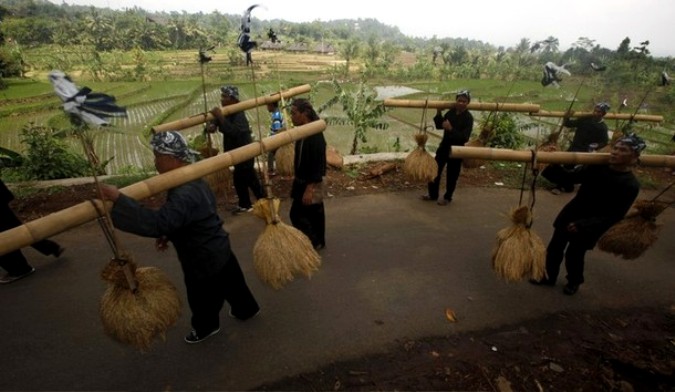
[100,131,260,344]
[531,134,644,296]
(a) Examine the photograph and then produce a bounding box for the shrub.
[18,123,90,180]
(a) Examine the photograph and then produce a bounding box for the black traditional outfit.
[545,165,639,287]
[428,108,473,202]
[290,132,327,249]
[214,110,264,210]
[109,179,259,337]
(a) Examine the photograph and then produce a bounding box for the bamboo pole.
[383,99,540,113]
[448,146,675,167]
[529,110,663,123]
[152,84,311,133]
[0,120,326,256]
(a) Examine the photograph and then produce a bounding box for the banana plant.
[323,79,388,155]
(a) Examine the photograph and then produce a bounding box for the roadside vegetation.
[0,0,673,183]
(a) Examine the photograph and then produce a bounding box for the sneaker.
[563,283,579,296]
[184,328,220,344]
[0,267,36,284]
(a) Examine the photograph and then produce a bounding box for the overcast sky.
[50,0,674,57]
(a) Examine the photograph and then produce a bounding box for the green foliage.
[18,123,90,180]
[484,112,524,150]
[331,79,388,155]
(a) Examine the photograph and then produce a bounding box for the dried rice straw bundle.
[251,198,321,289]
[199,146,231,200]
[100,256,181,351]
[491,206,547,282]
[597,199,669,259]
[275,141,295,176]
[404,133,437,183]
[463,126,492,169]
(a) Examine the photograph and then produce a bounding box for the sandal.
[420,195,435,202]
[437,199,449,206]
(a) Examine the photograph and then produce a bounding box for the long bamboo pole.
[0,120,326,256]
[530,110,663,123]
[383,99,540,113]
[152,84,311,133]
[448,146,675,167]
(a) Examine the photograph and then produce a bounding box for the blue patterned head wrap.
[220,85,239,100]
[616,133,646,154]
[150,131,197,163]
[595,102,610,114]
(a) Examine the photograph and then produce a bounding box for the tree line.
[0,0,672,94]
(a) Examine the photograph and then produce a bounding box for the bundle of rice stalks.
[404,133,437,183]
[491,206,546,282]
[463,126,492,169]
[251,198,321,289]
[199,146,231,200]
[274,129,295,176]
[597,199,669,259]
[100,256,181,351]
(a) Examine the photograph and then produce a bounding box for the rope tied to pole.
[88,199,138,293]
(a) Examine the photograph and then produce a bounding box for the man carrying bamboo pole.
[421,90,474,205]
[544,102,610,194]
[208,86,265,213]
[100,131,260,344]
[531,134,645,296]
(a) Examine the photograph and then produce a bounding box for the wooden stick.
[530,110,663,123]
[448,146,675,167]
[0,120,326,256]
[383,99,540,113]
[152,84,311,133]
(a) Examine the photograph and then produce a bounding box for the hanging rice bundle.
[404,133,437,183]
[463,126,493,169]
[199,146,231,199]
[597,199,669,259]
[99,256,182,351]
[491,206,547,282]
[251,198,321,289]
[275,142,295,176]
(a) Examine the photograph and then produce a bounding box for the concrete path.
[1,187,673,390]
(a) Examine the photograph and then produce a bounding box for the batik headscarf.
[595,102,610,114]
[220,85,239,100]
[150,131,198,163]
[616,133,647,154]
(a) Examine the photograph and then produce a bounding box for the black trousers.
[545,227,588,285]
[0,204,60,275]
[184,251,259,336]
[233,164,264,208]
[428,154,462,201]
[290,200,325,248]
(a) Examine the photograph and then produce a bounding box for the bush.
[485,112,524,150]
[18,123,90,180]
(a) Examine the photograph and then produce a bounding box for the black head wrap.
[616,133,646,154]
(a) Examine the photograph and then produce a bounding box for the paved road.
[1,187,673,391]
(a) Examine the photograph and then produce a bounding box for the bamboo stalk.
[383,99,540,113]
[530,110,663,122]
[447,146,675,167]
[152,84,311,133]
[0,120,326,256]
